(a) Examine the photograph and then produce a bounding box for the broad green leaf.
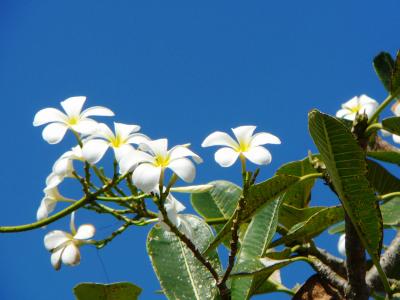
[252,277,294,297]
[368,151,400,165]
[276,158,318,207]
[366,159,400,194]
[308,110,383,266]
[279,204,327,229]
[373,52,395,92]
[147,215,221,300]
[230,196,283,300]
[392,51,400,95]
[203,175,301,255]
[191,180,241,248]
[271,206,343,247]
[74,282,141,300]
[231,257,306,279]
[382,117,400,136]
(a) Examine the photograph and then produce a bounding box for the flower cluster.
[34,96,280,270]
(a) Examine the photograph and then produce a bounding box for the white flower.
[119,139,202,192]
[82,122,149,164]
[336,94,378,121]
[44,213,95,270]
[33,96,114,144]
[157,191,192,239]
[37,186,70,221]
[201,125,280,167]
[338,234,346,257]
[46,146,85,189]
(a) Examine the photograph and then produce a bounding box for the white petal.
[42,123,68,144]
[71,119,99,135]
[358,94,378,106]
[126,133,151,145]
[336,109,350,118]
[243,146,272,165]
[214,147,239,167]
[168,145,203,163]
[53,157,73,177]
[74,224,95,240]
[82,139,110,164]
[45,173,64,189]
[114,144,135,162]
[201,131,238,148]
[60,96,86,117]
[381,129,392,137]
[167,158,196,183]
[393,134,400,144]
[166,194,186,213]
[91,123,115,140]
[50,248,63,271]
[44,230,70,250]
[338,234,346,256]
[81,106,115,118]
[132,163,161,192]
[342,96,359,109]
[232,126,256,145]
[33,108,67,126]
[114,122,140,140]
[343,113,356,121]
[37,197,57,220]
[61,243,81,266]
[141,139,168,157]
[170,184,213,193]
[119,150,155,174]
[391,102,400,116]
[362,103,379,119]
[250,132,281,147]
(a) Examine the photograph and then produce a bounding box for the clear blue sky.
[0,1,399,299]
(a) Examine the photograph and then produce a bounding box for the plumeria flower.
[46,145,85,189]
[157,190,192,239]
[201,125,281,167]
[33,96,114,144]
[44,213,95,270]
[338,234,346,257]
[119,139,202,192]
[336,94,378,121]
[37,185,72,221]
[82,122,149,164]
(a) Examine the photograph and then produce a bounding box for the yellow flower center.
[349,104,362,113]
[68,117,79,126]
[154,155,170,167]
[111,135,123,148]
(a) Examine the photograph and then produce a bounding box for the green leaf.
[330,197,400,234]
[373,52,395,92]
[147,215,221,300]
[368,151,400,165]
[271,206,343,247]
[382,117,400,136]
[203,175,301,255]
[231,257,306,279]
[276,158,318,207]
[230,196,284,300]
[366,159,400,194]
[74,282,141,300]
[308,110,383,260]
[191,180,241,248]
[392,51,400,95]
[279,204,327,229]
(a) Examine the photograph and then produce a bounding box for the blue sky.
[0,1,399,299]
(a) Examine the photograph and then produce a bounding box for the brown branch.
[367,231,400,291]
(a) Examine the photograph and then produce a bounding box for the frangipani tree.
[2,50,400,300]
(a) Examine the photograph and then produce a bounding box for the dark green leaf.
[276,158,318,207]
[308,110,383,261]
[368,151,400,165]
[203,175,301,255]
[392,51,400,95]
[382,117,400,136]
[147,215,221,300]
[366,159,400,194]
[74,282,141,300]
[230,196,284,300]
[279,204,327,229]
[271,206,343,247]
[373,52,395,92]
